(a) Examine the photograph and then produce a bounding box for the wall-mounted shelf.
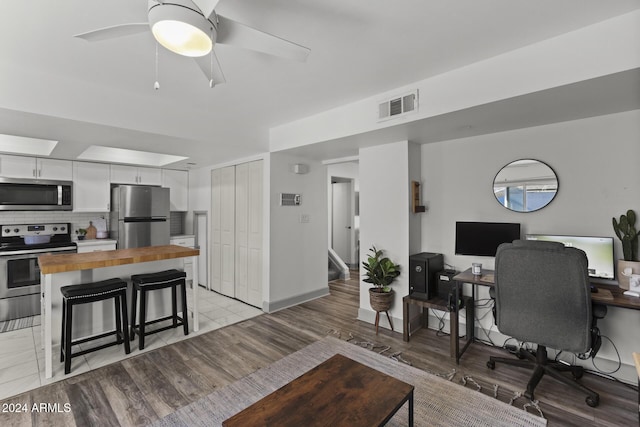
[412,181,426,213]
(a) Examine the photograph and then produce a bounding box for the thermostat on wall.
[280,193,301,206]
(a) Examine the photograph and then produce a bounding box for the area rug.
[153,336,546,427]
[0,315,38,333]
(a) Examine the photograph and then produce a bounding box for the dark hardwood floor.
[1,274,637,426]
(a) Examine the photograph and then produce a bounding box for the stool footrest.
[71,329,123,347]
[69,335,127,358]
[131,315,186,336]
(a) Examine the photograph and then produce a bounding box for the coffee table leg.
[408,389,414,427]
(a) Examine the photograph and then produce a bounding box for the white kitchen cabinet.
[110,165,162,186]
[170,236,195,248]
[138,167,162,185]
[170,236,195,281]
[38,158,73,180]
[0,155,72,180]
[73,161,111,212]
[162,169,189,211]
[76,239,117,253]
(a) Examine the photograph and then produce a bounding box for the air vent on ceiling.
[378,90,418,122]
[280,193,301,206]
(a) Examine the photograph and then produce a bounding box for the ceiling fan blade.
[74,23,149,42]
[194,50,226,87]
[190,0,220,19]
[216,15,310,62]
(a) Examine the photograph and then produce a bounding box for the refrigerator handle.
[123,217,167,223]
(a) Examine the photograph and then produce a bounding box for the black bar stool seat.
[130,269,189,350]
[60,278,130,374]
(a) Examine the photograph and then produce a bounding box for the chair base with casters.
[487,345,599,407]
[130,269,189,351]
[60,278,130,375]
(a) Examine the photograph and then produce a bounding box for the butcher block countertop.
[38,245,199,275]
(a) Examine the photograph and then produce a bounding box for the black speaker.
[409,252,444,300]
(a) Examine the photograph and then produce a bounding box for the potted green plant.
[362,246,401,313]
[76,228,87,240]
[612,209,640,289]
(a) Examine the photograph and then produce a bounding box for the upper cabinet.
[162,169,188,211]
[73,161,111,212]
[0,155,72,181]
[110,165,162,186]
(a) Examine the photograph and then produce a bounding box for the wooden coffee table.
[222,353,414,426]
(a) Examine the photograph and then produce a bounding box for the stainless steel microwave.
[0,178,72,210]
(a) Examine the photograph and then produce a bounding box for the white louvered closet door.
[211,166,236,297]
[235,161,263,307]
[210,168,222,293]
[220,166,236,297]
[211,161,263,305]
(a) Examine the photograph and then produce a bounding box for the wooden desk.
[403,294,474,363]
[451,268,640,363]
[222,354,414,427]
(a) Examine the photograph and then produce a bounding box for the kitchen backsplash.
[170,211,186,235]
[0,211,187,239]
[0,211,105,240]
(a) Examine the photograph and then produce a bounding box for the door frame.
[194,210,209,290]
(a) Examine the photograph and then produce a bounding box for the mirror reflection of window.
[493,159,558,213]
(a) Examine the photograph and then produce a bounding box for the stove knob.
[52,227,58,231]
[60,226,65,231]
[13,228,19,233]
[3,228,9,234]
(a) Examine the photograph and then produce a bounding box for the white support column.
[191,255,199,332]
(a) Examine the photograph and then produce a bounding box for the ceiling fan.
[74,0,310,87]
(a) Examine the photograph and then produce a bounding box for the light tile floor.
[0,288,263,401]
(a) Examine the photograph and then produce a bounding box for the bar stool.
[130,269,189,350]
[60,278,130,374]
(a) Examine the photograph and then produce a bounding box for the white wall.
[268,152,329,311]
[421,109,640,382]
[359,141,410,329]
[270,11,640,151]
[408,142,422,255]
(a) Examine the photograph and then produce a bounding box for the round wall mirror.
[493,159,558,212]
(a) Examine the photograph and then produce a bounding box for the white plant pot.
[616,260,640,290]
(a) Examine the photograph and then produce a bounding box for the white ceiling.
[0,0,638,169]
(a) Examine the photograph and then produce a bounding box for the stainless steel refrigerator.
[110,185,170,249]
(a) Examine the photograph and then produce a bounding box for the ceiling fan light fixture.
[149,3,215,57]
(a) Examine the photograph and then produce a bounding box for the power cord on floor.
[474,298,496,346]
[589,335,622,375]
[430,308,449,336]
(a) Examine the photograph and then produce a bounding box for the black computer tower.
[437,269,459,300]
[409,252,444,300]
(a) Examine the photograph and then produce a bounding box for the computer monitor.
[455,221,521,257]
[525,234,615,280]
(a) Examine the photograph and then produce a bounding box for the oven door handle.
[0,247,77,257]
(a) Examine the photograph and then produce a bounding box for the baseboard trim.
[264,287,330,313]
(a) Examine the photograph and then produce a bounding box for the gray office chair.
[487,239,606,407]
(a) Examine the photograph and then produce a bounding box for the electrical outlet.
[299,214,310,223]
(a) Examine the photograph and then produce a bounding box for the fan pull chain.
[154,43,160,90]
[209,28,215,88]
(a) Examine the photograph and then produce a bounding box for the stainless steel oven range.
[0,223,76,322]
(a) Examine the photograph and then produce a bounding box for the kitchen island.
[39,244,199,379]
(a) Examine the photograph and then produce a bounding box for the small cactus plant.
[612,210,640,261]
